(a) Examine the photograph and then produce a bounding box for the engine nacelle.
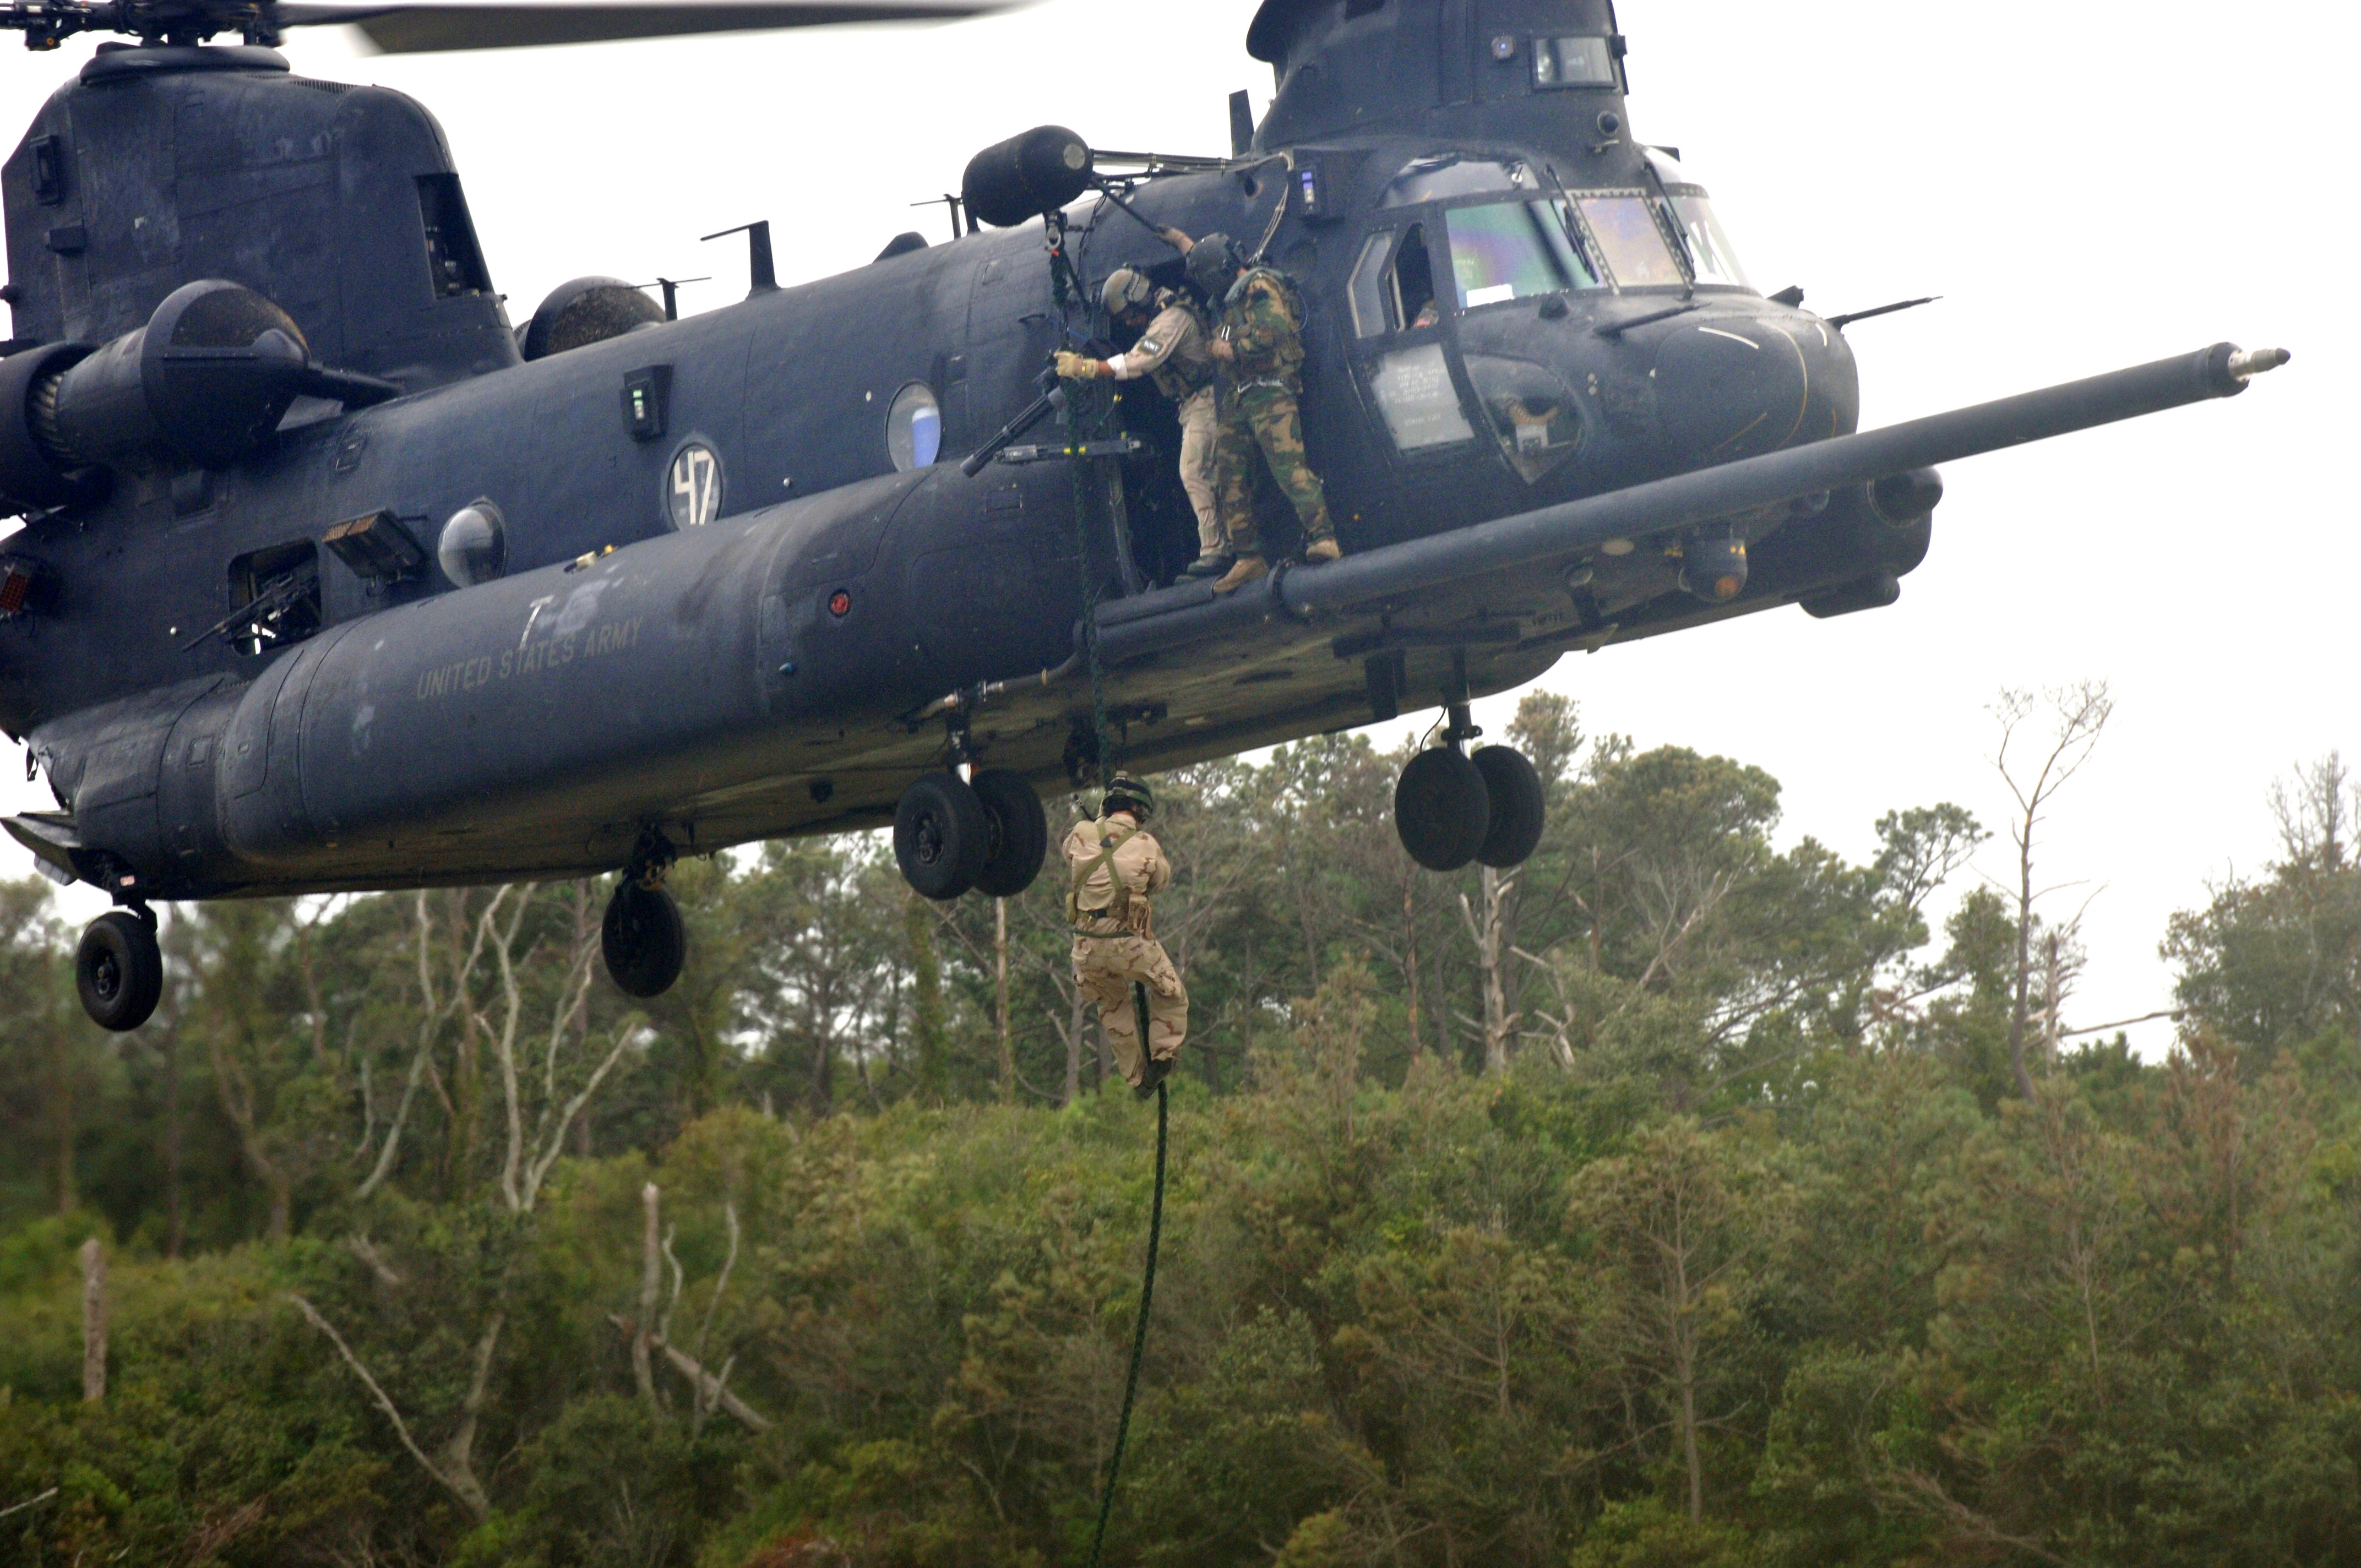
[0,281,404,513]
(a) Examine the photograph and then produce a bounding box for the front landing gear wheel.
[1395,747,1490,872]
[970,769,1049,899]
[77,910,162,1032]
[1472,745,1546,869]
[895,773,989,900]
[603,880,687,999]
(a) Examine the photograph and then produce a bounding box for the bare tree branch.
[289,1294,488,1520]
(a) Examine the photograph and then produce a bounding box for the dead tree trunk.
[1460,868,1519,1074]
[995,899,1014,1105]
[80,1238,106,1403]
[634,1182,661,1411]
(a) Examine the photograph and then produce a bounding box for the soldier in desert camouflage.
[1172,231,1343,594]
[1062,772,1186,1098]
[1056,262,1228,580]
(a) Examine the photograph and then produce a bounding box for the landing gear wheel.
[970,769,1049,899]
[603,880,687,999]
[895,772,990,900]
[77,910,162,1032]
[1394,747,1490,872]
[1472,745,1546,869]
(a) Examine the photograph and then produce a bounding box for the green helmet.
[1184,233,1242,302]
[1100,772,1155,820]
[1101,266,1155,318]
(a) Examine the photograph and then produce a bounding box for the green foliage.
[3,738,2358,1566]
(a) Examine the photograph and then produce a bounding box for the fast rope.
[1052,240,1169,1566]
[1086,1072,1168,1568]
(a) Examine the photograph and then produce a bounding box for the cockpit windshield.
[1443,199,1602,308]
[1575,196,1687,288]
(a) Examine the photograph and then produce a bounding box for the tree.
[1989,681,2113,1098]
[1570,1118,1789,1525]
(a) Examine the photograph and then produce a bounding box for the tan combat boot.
[1303,537,1342,563]
[1211,554,1269,594]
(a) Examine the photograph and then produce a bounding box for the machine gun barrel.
[960,374,1064,478]
[1094,340,2289,662]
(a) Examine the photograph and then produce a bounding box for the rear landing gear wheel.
[603,880,687,999]
[77,909,162,1032]
[1394,747,1490,872]
[1472,745,1546,869]
[895,772,990,900]
[970,769,1049,898]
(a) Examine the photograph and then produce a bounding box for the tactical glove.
[1054,351,1104,380]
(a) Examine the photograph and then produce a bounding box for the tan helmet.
[1100,267,1156,318]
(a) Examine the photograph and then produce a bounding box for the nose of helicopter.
[1642,305,1859,466]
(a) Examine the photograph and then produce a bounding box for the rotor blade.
[271,1,1016,54]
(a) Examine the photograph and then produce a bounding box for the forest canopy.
[2,697,2357,1567]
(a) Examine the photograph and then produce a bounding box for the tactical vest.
[1067,821,1151,935]
[1222,266,1307,385]
[1149,299,1216,405]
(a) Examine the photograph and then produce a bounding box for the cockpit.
[1366,150,1750,311]
[1343,150,1763,482]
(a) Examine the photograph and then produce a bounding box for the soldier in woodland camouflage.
[1174,231,1342,595]
[1061,772,1186,1098]
[1056,259,1227,578]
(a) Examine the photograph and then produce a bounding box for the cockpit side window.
[1348,228,1396,337]
[1665,194,1749,288]
[1391,225,1438,331]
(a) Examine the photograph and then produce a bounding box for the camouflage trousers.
[1214,381,1333,558]
[1176,386,1222,559]
[1072,933,1188,1087]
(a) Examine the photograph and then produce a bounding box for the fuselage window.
[1533,36,1620,90]
[1444,199,1602,309]
[437,501,507,587]
[224,541,322,656]
[886,383,942,471]
[1576,195,1687,287]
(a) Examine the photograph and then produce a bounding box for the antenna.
[1227,90,1255,157]
[698,221,776,296]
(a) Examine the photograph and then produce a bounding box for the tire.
[603,880,687,999]
[1394,747,1490,872]
[970,769,1049,898]
[1472,745,1546,869]
[894,772,989,900]
[77,911,162,1032]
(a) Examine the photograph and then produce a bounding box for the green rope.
[1064,377,1120,790]
[1086,1073,1168,1568]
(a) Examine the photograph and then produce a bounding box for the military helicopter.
[0,0,2288,1032]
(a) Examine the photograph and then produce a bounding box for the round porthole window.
[437,500,506,587]
[885,383,941,471]
[666,440,724,530]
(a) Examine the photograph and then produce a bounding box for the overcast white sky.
[1,2,2346,1054]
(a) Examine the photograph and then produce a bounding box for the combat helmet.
[1100,772,1155,820]
[1184,233,1243,302]
[1101,266,1156,318]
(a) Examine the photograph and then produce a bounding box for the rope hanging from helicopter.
[1046,185,1179,1568]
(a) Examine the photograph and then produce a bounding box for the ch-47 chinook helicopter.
[0,0,2290,1032]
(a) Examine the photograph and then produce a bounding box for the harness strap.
[1067,821,1139,930]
